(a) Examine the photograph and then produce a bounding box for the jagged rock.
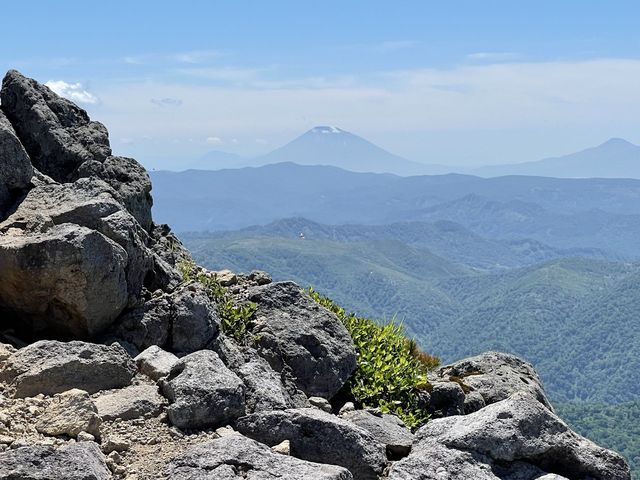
[111,282,218,353]
[212,269,238,286]
[247,281,356,399]
[161,350,245,429]
[134,345,179,381]
[309,396,333,413]
[76,155,152,230]
[166,434,353,479]
[248,270,272,285]
[0,109,32,219]
[1,69,110,183]
[0,441,111,479]
[236,407,387,480]
[341,410,414,459]
[0,342,16,362]
[94,384,165,421]
[388,392,630,480]
[0,340,135,397]
[145,223,188,291]
[36,389,101,438]
[0,178,153,337]
[436,351,553,412]
[426,381,465,418]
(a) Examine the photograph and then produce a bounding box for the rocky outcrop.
[1,70,111,183]
[247,281,357,399]
[436,351,553,412]
[0,340,135,397]
[0,110,32,219]
[166,434,353,479]
[236,408,388,480]
[0,70,631,480]
[389,392,630,480]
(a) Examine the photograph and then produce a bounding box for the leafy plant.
[177,259,256,340]
[309,287,439,429]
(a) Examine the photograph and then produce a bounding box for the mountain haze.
[474,138,640,178]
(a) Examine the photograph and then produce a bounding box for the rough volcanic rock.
[161,350,245,429]
[237,355,309,413]
[0,441,110,479]
[94,384,165,421]
[341,410,414,459]
[1,69,111,183]
[388,392,630,480]
[236,407,387,480]
[436,351,553,412]
[76,155,152,230]
[0,178,153,337]
[166,434,353,479]
[426,380,466,418]
[0,340,136,397]
[247,281,356,399]
[134,345,179,381]
[111,282,218,353]
[0,109,33,219]
[36,389,101,438]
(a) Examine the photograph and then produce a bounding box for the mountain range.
[174,126,640,178]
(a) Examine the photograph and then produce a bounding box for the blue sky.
[1,1,639,169]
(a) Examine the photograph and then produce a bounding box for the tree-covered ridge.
[556,401,640,479]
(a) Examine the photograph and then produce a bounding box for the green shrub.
[177,259,256,340]
[309,287,439,429]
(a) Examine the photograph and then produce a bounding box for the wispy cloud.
[205,136,223,145]
[45,80,99,104]
[151,97,183,107]
[123,50,225,66]
[466,52,521,62]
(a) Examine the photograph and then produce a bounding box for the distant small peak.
[600,137,635,147]
[310,126,344,134]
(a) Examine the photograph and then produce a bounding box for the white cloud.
[151,97,183,107]
[45,80,99,104]
[172,50,222,64]
[206,136,223,145]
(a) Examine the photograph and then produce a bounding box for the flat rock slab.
[0,340,136,397]
[166,434,353,479]
[36,389,101,438]
[0,441,110,479]
[94,384,165,421]
[236,407,387,480]
[247,281,356,399]
[161,350,245,429]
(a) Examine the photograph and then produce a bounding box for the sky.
[1,1,639,169]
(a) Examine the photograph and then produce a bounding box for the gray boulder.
[247,282,356,399]
[426,380,466,418]
[0,109,32,218]
[166,434,353,479]
[236,407,387,480]
[134,345,179,381]
[436,351,553,412]
[112,282,219,353]
[0,441,110,479]
[94,384,165,421]
[0,340,136,397]
[388,392,630,480]
[0,178,153,337]
[0,223,128,337]
[341,410,414,459]
[161,350,245,429]
[76,155,152,230]
[1,69,110,183]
